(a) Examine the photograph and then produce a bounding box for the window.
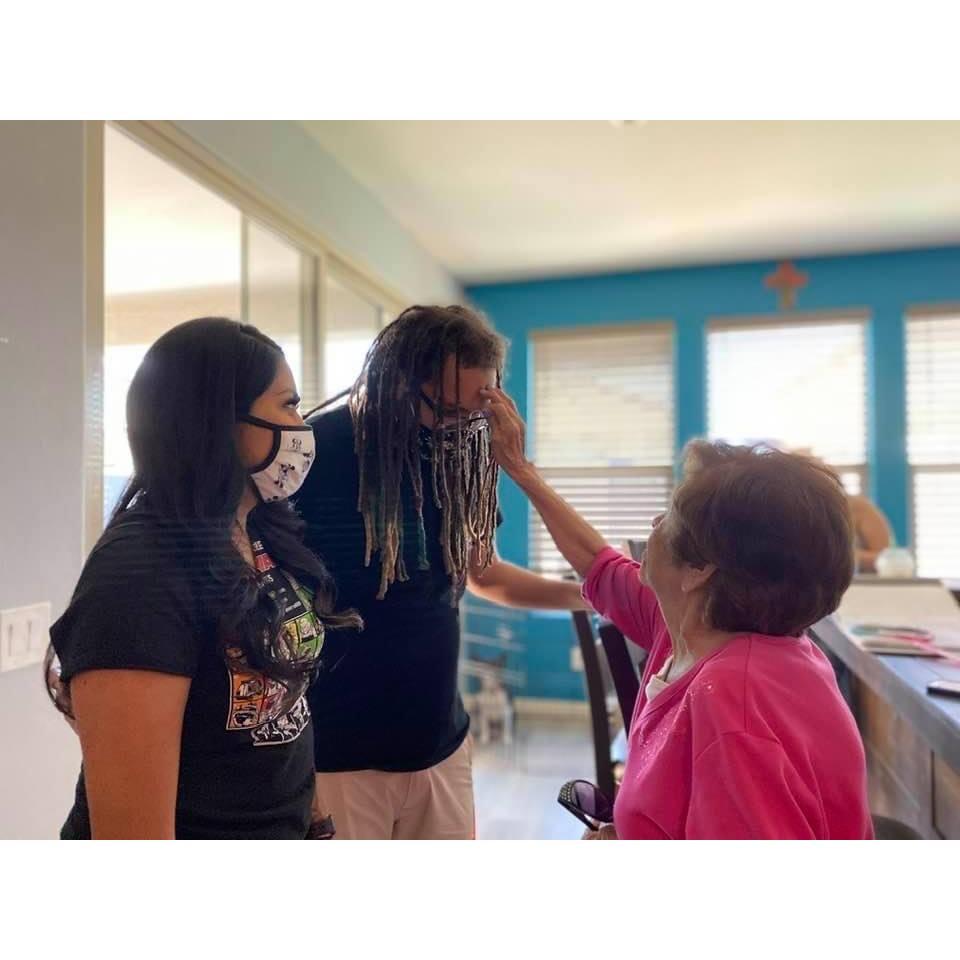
[906,310,960,579]
[529,324,675,576]
[102,124,398,528]
[104,125,242,521]
[322,266,388,400]
[707,315,867,494]
[246,219,305,386]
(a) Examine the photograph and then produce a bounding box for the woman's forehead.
[268,358,296,393]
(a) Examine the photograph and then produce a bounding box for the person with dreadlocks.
[295,304,587,840]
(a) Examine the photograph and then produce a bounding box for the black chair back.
[598,620,643,732]
[871,815,923,839]
[571,610,617,799]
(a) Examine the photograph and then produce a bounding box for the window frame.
[87,120,404,550]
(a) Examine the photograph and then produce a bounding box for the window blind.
[906,311,960,579]
[707,315,867,494]
[529,324,674,575]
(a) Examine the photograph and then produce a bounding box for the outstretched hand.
[479,386,532,480]
[582,823,618,840]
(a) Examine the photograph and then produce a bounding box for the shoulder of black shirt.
[307,402,353,442]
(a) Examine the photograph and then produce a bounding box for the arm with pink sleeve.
[581,547,662,651]
[685,732,817,839]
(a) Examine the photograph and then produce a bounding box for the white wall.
[173,120,462,305]
[0,121,86,838]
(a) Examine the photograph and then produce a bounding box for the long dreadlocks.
[348,305,506,600]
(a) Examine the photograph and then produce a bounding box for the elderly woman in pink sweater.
[480,387,872,840]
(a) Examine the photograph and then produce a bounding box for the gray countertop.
[809,615,960,774]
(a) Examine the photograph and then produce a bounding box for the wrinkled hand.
[582,823,618,840]
[479,386,532,480]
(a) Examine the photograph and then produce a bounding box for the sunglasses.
[557,779,614,830]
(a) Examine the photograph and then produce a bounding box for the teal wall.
[465,245,960,700]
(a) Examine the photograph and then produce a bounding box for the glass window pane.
[912,469,960,579]
[247,220,303,388]
[907,312,960,577]
[532,325,674,468]
[323,270,382,399]
[708,319,866,468]
[529,324,675,575]
[907,313,960,465]
[104,125,241,521]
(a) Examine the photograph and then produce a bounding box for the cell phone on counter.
[927,679,960,700]
[557,779,614,830]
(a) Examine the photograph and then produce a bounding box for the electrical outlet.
[570,645,584,673]
[0,603,51,673]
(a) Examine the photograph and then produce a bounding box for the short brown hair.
[666,441,855,636]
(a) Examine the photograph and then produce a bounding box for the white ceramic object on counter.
[874,547,916,578]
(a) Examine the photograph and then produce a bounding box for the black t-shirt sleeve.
[52,541,201,683]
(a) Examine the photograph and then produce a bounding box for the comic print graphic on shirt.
[225,538,325,746]
[250,695,311,746]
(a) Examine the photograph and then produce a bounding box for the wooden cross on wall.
[765,260,809,310]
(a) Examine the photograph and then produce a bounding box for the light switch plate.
[0,602,51,673]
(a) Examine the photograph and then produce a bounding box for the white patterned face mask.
[239,415,316,502]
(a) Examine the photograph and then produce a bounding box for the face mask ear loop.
[242,419,284,476]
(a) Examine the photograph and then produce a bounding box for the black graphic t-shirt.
[51,507,324,840]
[295,404,499,773]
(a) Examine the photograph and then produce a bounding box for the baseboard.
[462,693,587,719]
[514,697,589,719]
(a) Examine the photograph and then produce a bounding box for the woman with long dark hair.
[47,317,359,839]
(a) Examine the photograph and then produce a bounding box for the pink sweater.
[583,548,873,840]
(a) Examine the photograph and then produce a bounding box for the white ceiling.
[299,121,960,284]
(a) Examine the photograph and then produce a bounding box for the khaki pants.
[312,736,475,840]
